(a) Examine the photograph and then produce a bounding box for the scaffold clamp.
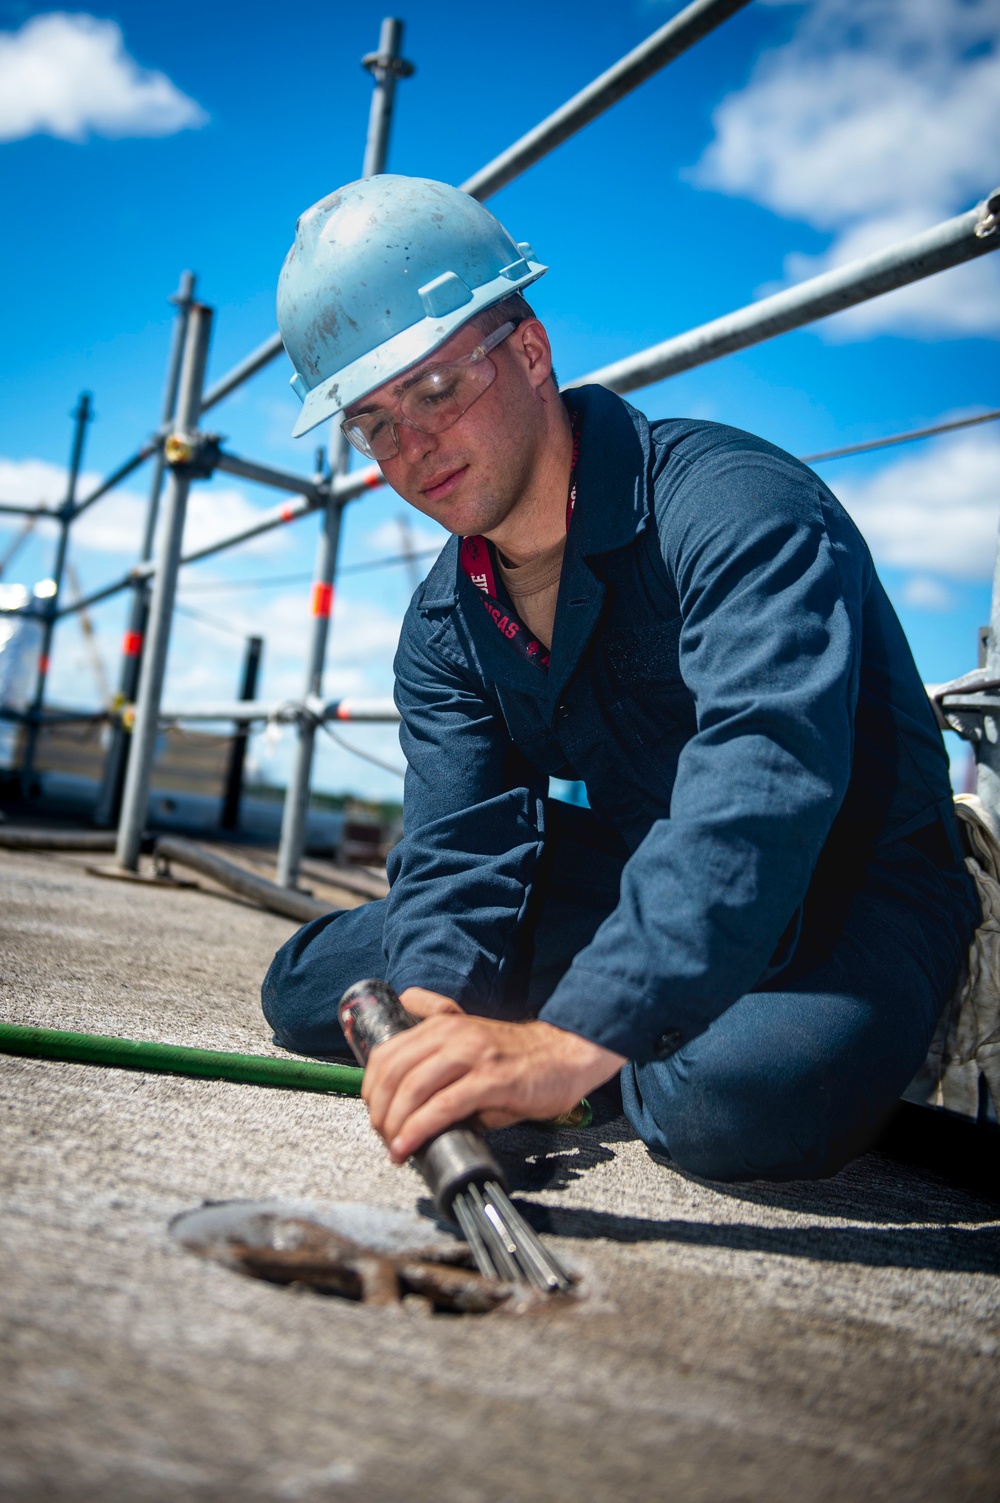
[361,49,415,79]
[163,430,221,479]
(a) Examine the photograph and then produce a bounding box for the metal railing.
[4,5,999,879]
[570,194,1000,393]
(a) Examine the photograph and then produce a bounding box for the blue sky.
[0,0,997,799]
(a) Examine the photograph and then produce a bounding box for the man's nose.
[396,416,437,464]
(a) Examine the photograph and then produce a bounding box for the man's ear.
[510,319,553,393]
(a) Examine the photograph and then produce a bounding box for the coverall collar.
[418,385,653,701]
[561,384,652,557]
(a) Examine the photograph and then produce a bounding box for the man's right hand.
[399,987,465,1020]
[361,1002,626,1163]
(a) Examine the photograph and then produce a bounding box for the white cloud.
[0,455,70,511]
[181,485,290,559]
[0,455,148,563]
[898,575,955,612]
[73,486,146,555]
[693,0,1000,338]
[0,12,207,144]
[831,426,1000,579]
[328,596,403,669]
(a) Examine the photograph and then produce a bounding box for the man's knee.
[622,1051,866,1183]
[621,968,931,1182]
[262,901,387,1057]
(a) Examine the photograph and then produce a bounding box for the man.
[263,174,980,1181]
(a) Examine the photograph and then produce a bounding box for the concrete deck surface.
[1,845,998,1502]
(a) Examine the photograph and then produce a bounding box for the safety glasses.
[341,321,518,462]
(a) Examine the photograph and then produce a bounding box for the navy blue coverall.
[263,385,979,1181]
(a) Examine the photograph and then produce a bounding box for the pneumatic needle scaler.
[338,979,573,1293]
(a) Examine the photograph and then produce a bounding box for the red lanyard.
[459,414,581,671]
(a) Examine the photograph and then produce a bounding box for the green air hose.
[0,1023,363,1095]
[0,1022,593,1127]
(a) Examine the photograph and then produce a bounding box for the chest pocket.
[603,617,683,690]
[600,615,693,752]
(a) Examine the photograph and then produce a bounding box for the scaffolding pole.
[190,1,746,422]
[61,195,1000,604]
[212,449,325,498]
[19,392,92,793]
[220,634,263,830]
[0,502,56,519]
[571,192,1000,394]
[95,272,196,828]
[275,432,348,888]
[800,408,1000,465]
[50,465,362,623]
[158,696,399,724]
[71,441,157,522]
[115,303,213,871]
[198,333,285,416]
[362,17,414,180]
[274,15,412,891]
[460,0,750,201]
[28,0,745,571]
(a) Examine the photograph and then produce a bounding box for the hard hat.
[277,175,547,439]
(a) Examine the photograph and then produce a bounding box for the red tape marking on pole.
[38,655,49,675]
[280,502,297,523]
[311,582,333,618]
[122,631,143,657]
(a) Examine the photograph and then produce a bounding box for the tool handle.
[338,977,415,1065]
[337,978,507,1220]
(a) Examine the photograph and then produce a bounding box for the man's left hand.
[361,989,626,1163]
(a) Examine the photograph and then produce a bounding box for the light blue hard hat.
[277,174,547,439]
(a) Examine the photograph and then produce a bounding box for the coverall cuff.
[539,961,693,1066]
[384,962,483,1011]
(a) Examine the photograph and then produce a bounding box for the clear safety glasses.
[341,321,518,463]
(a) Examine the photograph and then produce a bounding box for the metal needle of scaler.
[486,1193,559,1292]
[486,1181,574,1291]
[466,1183,524,1284]
[481,1200,536,1285]
[453,1191,501,1281]
[477,1182,559,1293]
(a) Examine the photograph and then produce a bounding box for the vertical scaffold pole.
[221,633,263,831]
[115,303,213,871]
[95,272,196,828]
[361,17,414,180]
[20,391,92,794]
[275,17,412,889]
[276,436,346,887]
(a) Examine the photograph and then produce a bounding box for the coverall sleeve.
[382,605,547,1009]
[538,448,867,1064]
